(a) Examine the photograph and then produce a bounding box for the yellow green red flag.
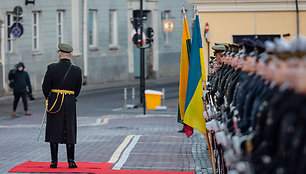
[178,16,191,124]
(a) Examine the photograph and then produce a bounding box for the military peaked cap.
[212,45,226,52]
[58,43,73,53]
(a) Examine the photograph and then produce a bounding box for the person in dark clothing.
[8,62,32,116]
[42,43,82,169]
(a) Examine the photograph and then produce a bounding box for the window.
[109,10,118,48]
[88,10,97,47]
[57,11,64,45]
[232,34,281,44]
[7,12,14,52]
[32,11,40,50]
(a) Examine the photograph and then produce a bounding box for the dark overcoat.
[42,59,82,144]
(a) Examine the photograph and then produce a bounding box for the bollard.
[123,88,127,109]
[156,88,167,110]
[162,88,165,106]
[132,88,135,106]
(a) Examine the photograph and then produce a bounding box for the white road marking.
[100,118,109,125]
[108,135,135,163]
[95,118,103,124]
[112,108,123,111]
[112,135,141,170]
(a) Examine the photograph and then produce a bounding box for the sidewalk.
[0,112,212,174]
[0,76,213,174]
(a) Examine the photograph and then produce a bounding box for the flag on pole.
[183,13,206,135]
[177,9,193,137]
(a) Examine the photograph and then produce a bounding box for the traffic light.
[130,17,140,30]
[146,27,154,45]
[13,16,23,22]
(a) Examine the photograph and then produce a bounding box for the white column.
[71,0,81,56]
[82,0,88,78]
[127,2,134,74]
[152,3,159,77]
[1,23,7,92]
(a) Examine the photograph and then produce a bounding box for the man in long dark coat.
[42,43,82,168]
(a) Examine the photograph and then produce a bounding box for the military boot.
[66,144,77,168]
[50,143,58,168]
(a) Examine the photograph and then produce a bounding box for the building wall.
[86,0,129,84]
[190,0,306,77]
[0,0,74,94]
[0,0,194,96]
[199,11,306,76]
[157,0,193,78]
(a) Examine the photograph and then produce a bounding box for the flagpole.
[139,0,146,115]
[194,4,216,173]
[182,5,186,18]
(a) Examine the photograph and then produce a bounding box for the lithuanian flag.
[183,14,206,135]
[178,13,194,137]
[178,15,191,123]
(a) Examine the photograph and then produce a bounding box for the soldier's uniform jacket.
[42,59,82,144]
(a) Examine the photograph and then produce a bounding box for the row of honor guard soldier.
[205,36,306,174]
[42,43,82,168]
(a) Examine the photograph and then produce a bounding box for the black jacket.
[9,67,32,93]
[42,59,82,144]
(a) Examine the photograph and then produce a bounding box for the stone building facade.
[0,0,193,96]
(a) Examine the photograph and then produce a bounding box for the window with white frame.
[109,10,118,48]
[32,11,40,50]
[88,10,97,47]
[57,11,64,45]
[7,12,14,52]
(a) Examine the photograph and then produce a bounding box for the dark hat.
[242,39,256,57]
[222,44,230,55]
[230,43,240,56]
[255,40,265,54]
[58,43,73,53]
[254,40,265,60]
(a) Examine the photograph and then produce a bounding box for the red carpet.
[8,161,194,174]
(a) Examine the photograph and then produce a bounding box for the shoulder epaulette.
[48,62,56,66]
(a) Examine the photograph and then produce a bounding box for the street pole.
[140,0,146,115]
[295,0,300,38]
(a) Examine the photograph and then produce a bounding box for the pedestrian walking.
[8,62,33,116]
[42,43,82,168]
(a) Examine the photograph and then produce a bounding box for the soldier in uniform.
[42,43,82,168]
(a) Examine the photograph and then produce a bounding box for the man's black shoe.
[50,161,57,168]
[68,160,78,168]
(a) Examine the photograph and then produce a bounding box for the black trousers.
[13,91,28,111]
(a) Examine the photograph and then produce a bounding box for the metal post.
[296,0,300,38]
[140,0,146,115]
[132,87,135,106]
[162,88,165,106]
[123,88,127,109]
